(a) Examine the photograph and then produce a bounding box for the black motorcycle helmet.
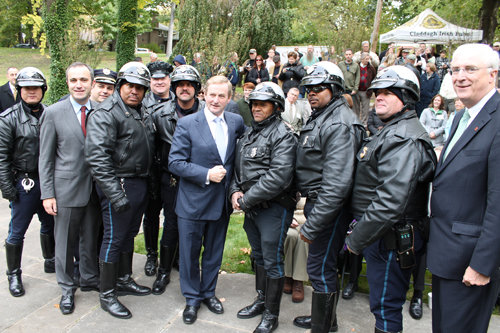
[170,65,202,95]
[116,61,151,89]
[248,82,285,113]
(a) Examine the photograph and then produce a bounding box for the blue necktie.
[443,108,470,161]
[214,117,226,162]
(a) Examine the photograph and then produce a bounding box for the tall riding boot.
[5,241,25,297]
[293,291,338,332]
[311,291,337,333]
[237,264,267,319]
[143,225,158,276]
[152,244,176,295]
[116,251,151,296]
[99,259,132,319]
[253,276,285,333]
[40,233,55,273]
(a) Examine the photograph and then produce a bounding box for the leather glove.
[238,197,257,220]
[3,189,19,202]
[112,196,131,213]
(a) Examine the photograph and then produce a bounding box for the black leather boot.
[152,244,176,295]
[237,264,267,319]
[99,259,132,319]
[311,291,337,333]
[40,233,55,273]
[293,291,338,332]
[143,225,158,276]
[116,251,151,296]
[5,241,25,297]
[253,276,285,333]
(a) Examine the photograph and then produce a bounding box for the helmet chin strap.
[380,104,411,123]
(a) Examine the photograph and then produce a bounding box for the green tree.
[43,0,70,104]
[0,0,35,47]
[116,0,138,70]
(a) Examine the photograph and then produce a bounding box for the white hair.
[452,43,499,70]
[362,41,369,46]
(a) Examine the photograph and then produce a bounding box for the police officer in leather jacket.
[85,62,155,319]
[345,66,437,333]
[149,65,205,295]
[0,67,55,297]
[293,62,365,333]
[230,82,297,333]
[141,61,174,279]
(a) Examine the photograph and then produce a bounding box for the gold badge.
[360,146,368,159]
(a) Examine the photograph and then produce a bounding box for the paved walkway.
[1,200,499,332]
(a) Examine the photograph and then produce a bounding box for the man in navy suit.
[0,67,20,113]
[427,43,500,332]
[169,75,246,325]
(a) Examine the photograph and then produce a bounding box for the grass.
[134,212,253,274]
[135,212,500,314]
[0,47,171,86]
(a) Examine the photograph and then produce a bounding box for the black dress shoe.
[409,297,423,319]
[183,305,200,324]
[203,296,224,314]
[342,282,358,300]
[293,315,311,329]
[80,284,100,292]
[117,276,152,296]
[60,295,75,315]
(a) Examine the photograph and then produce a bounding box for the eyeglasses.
[256,59,263,62]
[305,86,328,94]
[451,66,492,75]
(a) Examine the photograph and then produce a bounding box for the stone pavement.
[0,200,499,333]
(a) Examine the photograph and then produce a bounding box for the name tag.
[436,115,444,120]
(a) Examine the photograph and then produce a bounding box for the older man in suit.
[169,75,246,325]
[427,43,500,332]
[39,62,100,315]
[0,67,20,113]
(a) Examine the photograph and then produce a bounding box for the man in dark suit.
[0,67,20,113]
[427,43,500,332]
[39,62,100,315]
[168,75,246,325]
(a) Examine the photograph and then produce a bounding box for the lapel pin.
[474,127,478,131]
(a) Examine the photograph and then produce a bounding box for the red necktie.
[80,106,87,137]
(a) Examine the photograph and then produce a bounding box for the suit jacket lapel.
[62,98,85,145]
[436,93,499,177]
[224,113,236,164]
[195,110,222,163]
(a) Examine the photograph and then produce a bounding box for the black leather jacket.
[151,97,205,172]
[229,117,297,208]
[346,110,437,254]
[279,62,305,94]
[0,102,45,200]
[85,91,155,207]
[296,97,365,241]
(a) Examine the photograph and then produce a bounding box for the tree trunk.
[480,0,500,44]
[167,2,175,58]
[116,0,138,70]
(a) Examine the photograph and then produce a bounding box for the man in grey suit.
[39,62,100,315]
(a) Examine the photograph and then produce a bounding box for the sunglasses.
[305,86,328,94]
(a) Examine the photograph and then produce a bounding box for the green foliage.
[116,0,138,70]
[43,0,70,104]
[141,42,163,53]
[173,0,291,82]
